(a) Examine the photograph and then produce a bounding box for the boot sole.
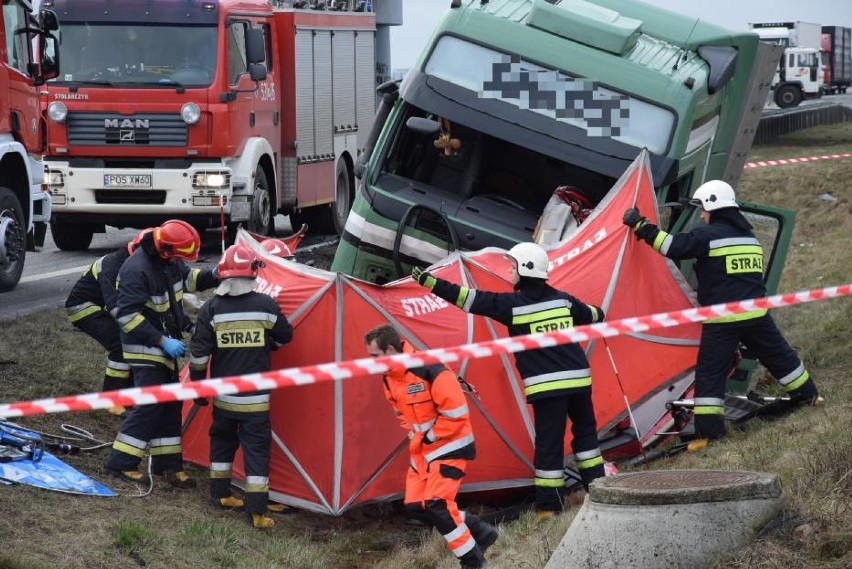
[107,468,151,486]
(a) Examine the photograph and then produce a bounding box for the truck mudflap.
[28,183,51,250]
[721,42,785,188]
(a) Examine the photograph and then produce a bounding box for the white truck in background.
[750,21,824,108]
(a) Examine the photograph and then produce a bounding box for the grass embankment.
[0,123,850,569]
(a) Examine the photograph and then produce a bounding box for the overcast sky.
[389,0,852,70]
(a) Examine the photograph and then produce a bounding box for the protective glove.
[622,208,648,230]
[161,337,186,359]
[211,266,219,279]
[411,267,437,290]
[193,397,209,407]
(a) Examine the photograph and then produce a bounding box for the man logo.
[105,118,150,129]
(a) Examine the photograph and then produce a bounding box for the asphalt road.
[0,215,333,321]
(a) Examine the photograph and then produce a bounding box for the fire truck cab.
[42,0,376,250]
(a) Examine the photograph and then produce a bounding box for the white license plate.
[104,174,152,188]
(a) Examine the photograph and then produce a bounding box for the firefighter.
[365,324,498,569]
[260,238,295,260]
[412,242,606,519]
[189,244,293,529]
[623,180,820,440]
[65,228,153,417]
[105,219,219,488]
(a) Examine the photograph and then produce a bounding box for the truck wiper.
[66,79,116,88]
[131,80,187,92]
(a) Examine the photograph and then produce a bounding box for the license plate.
[104,174,152,188]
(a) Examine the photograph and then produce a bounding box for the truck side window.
[227,20,249,85]
[261,23,272,68]
[2,0,34,74]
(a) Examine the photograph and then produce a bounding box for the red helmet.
[127,227,155,254]
[260,238,295,259]
[153,219,200,261]
[217,244,264,279]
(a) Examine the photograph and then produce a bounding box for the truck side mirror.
[249,62,267,82]
[246,28,266,65]
[36,34,60,85]
[406,116,441,136]
[40,9,59,32]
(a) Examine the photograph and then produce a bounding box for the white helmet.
[689,180,738,211]
[507,242,549,279]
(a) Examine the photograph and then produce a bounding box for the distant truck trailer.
[822,26,851,94]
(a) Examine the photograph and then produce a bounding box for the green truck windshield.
[424,36,675,154]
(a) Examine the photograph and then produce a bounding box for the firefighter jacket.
[189,291,293,412]
[430,277,604,402]
[115,248,218,369]
[383,341,475,467]
[65,247,130,321]
[637,212,767,323]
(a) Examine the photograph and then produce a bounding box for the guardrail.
[755,103,852,145]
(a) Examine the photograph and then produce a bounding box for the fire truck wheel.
[0,187,26,292]
[50,218,94,251]
[331,160,353,235]
[248,167,273,236]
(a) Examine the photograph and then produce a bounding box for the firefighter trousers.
[208,407,271,515]
[403,458,484,561]
[72,312,132,392]
[533,392,605,511]
[106,364,183,474]
[695,314,818,439]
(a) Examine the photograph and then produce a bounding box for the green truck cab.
[331,0,793,324]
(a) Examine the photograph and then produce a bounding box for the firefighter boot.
[250,513,276,529]
[163,470,197,489]
[789,378,820,407]
[211,495,244,509]
[466,514,498,554]
[459,546,487,569]
[108,468,151,486]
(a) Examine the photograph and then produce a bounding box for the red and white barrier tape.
[743,153,852,169]
[1,284,849,419]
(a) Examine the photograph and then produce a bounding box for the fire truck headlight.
[181,103,201,125]
[192,172,230,188]
[47,102,68,123]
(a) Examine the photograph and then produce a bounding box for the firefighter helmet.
[127,227,155,255]
[260,238,295,259]
[217,244,263,279]
[153,219,200,261]
[689,180,738,211]
[507,242,549,279]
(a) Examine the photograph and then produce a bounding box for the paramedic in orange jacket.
[365,324,498,569]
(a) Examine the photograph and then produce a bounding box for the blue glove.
[161,337,186,359]
[212,266,219,279]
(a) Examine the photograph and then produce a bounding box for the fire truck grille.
[67,113,188,147]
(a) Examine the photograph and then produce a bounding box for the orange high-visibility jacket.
[383,342,476,467]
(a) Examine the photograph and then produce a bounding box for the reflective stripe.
[212,312,278,325]
[461,288,477,312]
[150,444,181,456]
[105,367,130,379]
[210,462,232,472]
[216,393,270,405]
[151,436,181,447]
[525,377,591,396]
[107,360,131,371]
[186,269,201,292]
[455,287,470,310]
[118,312,147,333]
[513,299,572,315]
[534,469,564,479]
[439,404,469,419]
[443,523,470,543]
[411,418,436,433]
[577,454,604,470]
[245,476,269,493]
[213,399,270,413]
[590,305,602,323]
[575,448,602,461]
[694,396,725,415]
[450,536,477,558]
[708,237,761,248]
[535,477,565,488]
[424,433,475,463]
[145,293,170,313]
[67,302,102,322]
[653,231,672,254]
[116,432,148,450]
[189,355,209,367]
[524,369,591,386]
[704,309,767,324]
[123,344,175,369]
[781,369,810,392]
[512,306,572,325]
[708,245,763,257]
[777,362,805,386]
[112,440,146,458]
[694,397,725,406]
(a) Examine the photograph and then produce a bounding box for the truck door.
[2,0,40,152]
[224,18,278,155]
[671,201,797,393]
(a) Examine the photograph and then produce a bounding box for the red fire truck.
[0,2,59,291]
[41,0,376,250]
